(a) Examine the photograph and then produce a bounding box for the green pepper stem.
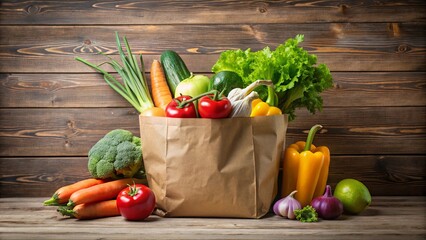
[265,85,277,107]
[303,124,323,151]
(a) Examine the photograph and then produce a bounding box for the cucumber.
[160,50,191,95]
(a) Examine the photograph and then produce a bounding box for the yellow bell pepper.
[281,124,330,207]
[312,146,330,198]
[250,99,282,117]
[281,141,315,198]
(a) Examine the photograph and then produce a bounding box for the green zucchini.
[209,71,244,96]
[160,50,191,95]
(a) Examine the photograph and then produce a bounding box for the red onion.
[311,185,343,220]
[273,190,301,219]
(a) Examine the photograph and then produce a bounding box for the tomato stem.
[176,90,219,108]
[127,183,140,197]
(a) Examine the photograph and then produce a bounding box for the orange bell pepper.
[281,124,330,207]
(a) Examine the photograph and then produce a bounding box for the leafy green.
[294,205,319,223]
[211,35,333,120]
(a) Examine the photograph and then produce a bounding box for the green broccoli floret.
[88,129,144,179]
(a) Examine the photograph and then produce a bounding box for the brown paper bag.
[139,115,287,218]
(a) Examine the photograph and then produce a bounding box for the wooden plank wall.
[0,1,425,197]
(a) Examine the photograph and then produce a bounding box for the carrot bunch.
[44,178,145,220]
[43,178,107,206]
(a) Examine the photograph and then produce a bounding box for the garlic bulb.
[227,80,273,103]
[273,190,301,219]
[227,80,273,118]
[229,91,259,117]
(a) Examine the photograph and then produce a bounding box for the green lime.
[209,71,244,96]
[333,178,372,214]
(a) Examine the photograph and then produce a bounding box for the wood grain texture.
[0,197,425,239]
[0,73,129,108]
[1,0,425,25]
[322,72,426,107]
[0,23,425,73]
[1,156,424,197]
[0,108,140,157]
[0,157,90,198]
[0,107,425,156]
[0,0,425,199]
[2,72,425,108]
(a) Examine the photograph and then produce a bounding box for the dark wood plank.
[0,73,129,108]
[0,107,424,157]
[1,155,424,197]
[1,0,425,25]
[327,155,426,196]
[2,72,425,108]
[322,72,426,107]
[287,106,426,155]
[292,106,426,127]
[0,157,90,198]
[0,23,425,73]
[0,108,140,157]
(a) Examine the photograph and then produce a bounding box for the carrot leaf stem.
[43,194,60,206]
[57,206,76,218]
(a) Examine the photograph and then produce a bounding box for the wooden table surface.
[0,197,425,240]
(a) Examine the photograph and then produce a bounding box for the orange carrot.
[141,106,166,117]
[67,178,145,207]
[151,59,173,110]
[58,200,120,220]
[43,178,107,206]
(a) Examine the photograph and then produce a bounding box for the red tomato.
[165,95,197,118]
[116,184,156,221]
[198,94,232,118]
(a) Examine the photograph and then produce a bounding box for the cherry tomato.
[116,183,156,221]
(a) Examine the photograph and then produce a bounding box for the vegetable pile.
[43,129,154,221]
[44,178,153,220]
[211,35,333,120]
[43,32,371,222]
[75,32,331,120]
[274,124,370,222]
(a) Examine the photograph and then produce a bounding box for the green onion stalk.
[75,32,154,113]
